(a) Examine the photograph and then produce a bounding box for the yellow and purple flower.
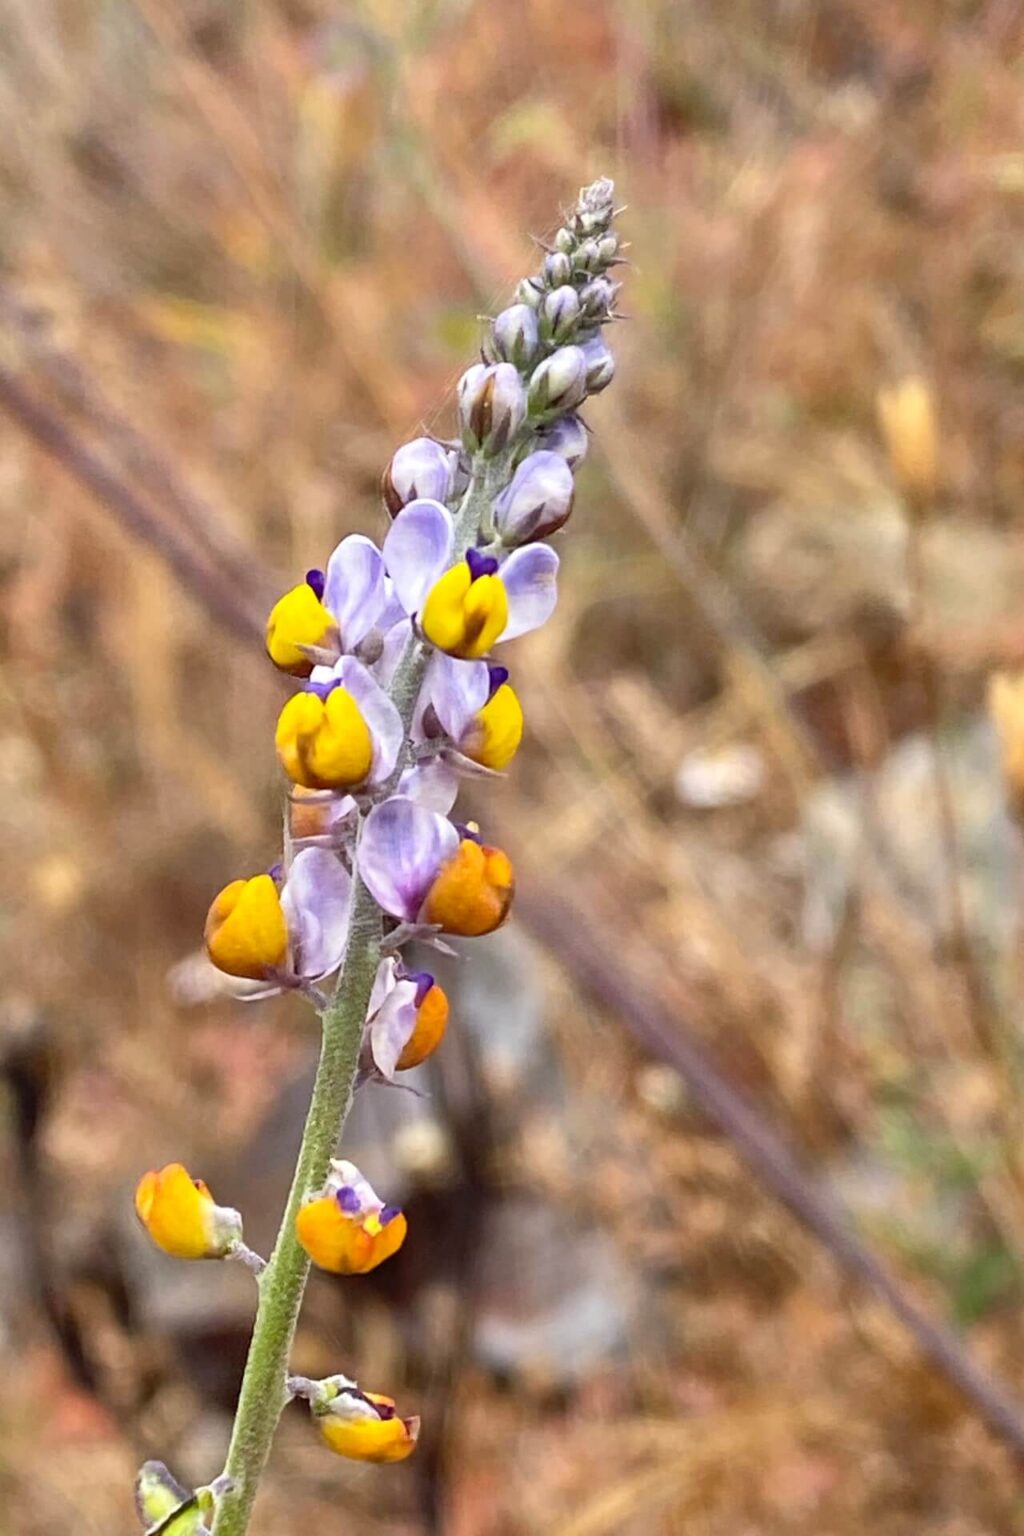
[134,1163,242,1261]
[296,1160,407,1275]
[364,957,450,1078]
[357,796,514,938]
[204,848,351,994]
[274,657,404,793]
[265,536,401,678]
[309,1378,420,1463]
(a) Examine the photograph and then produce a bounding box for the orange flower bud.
[134,1163,242,1260]
[421,838,514,936]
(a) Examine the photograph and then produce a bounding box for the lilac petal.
[368,975,420,1078]
[332,656,404,784]
[358,797,459,922]
[399,758,460,814]
[281,848,352,980]
[382,499,453,617]
[427,651,490,741]
[499,543,560,640]
[371,616,413,686]
[323,535,387,651]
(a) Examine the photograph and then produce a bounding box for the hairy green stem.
[210,878,382,1536]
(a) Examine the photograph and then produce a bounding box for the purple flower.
[458,363,528,455]
[234,849,352,1000]
[357,797,459,924]
[365,958,428,1078]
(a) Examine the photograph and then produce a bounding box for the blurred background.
[4,1,1024,1531]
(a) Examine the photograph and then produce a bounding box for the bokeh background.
[5,1,1024,1532]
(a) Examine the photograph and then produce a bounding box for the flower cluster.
[133,178,621,1525]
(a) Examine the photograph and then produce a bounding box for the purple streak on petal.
[280,848,352,980]
[380,1205,401,1226]
[305,568,325,600]
[427,651,489,741]
[499,543,559,641]
[336,1186,362,1214]
[332,656,404,784]
[323,535,387,650]
[267,862,283,883]
[454,823,482,844]
[357,797,458,922]
[466,547,499,581]
[403,970,434,1007]
[382,499,453,617]
[487,665,509,699]
[306,675,340,701]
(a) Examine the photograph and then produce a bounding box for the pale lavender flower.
[458,362,528,454]
[382,438,454,519]
[493,450,575,545]
[528,346,588,420]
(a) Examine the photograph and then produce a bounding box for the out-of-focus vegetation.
[4,1,1024,1532]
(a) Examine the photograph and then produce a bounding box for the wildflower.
[296,1160,407,1275]
[275,658,403,792]
[358,796,513,936]
[383,499,558,655]
[266,536,400,678]
[134,1163,243,1261]
[423,653,524,772]
[877,377,938,507]
[310,1379,420,1463]
[988,671,1024,819]
[205,848,351,992]
[579,333,615,393]
[365,956,449,1077]
[382,437,454,519]
[265,571,338,677]
[493,450,575,545]
[458,362,527,454]
[527,345,588,420]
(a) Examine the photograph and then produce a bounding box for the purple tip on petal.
[336,1186,362,1214]
[373,1399,397,1420]
[306,675,341,701]
[454,822,482,845]
[487,665,509,699]
[403,969,435,1006]
[306,568,326,601]
[466,547,499,582]
[380,1204,402,1226]
[267,862,283,884]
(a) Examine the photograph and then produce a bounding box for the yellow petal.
[204,874,288,979]
[421,564,509,659]
[265,584,338,676]
[134,1163,239,1260]
[421,840,514,936]
[318,1398,420,1463]
[462,682,524,770]
[296,1196,407,1274]
[275,688,373,790]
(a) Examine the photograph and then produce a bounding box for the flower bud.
[540,285,581,343]
[135,1462,206,1535]
[275,685,373,791]
[382,438,453,518]
[580,276,619,319]
[535,414,589,469]
[491,304,541,370]
[458,362,527,455]
[597,234,619,263]
[265,574,339,677]
[204,874,288,980]
[876,377,938,508]
[311,1381,420,1463]
[527,346,588,421]
[421,550,509,659]
[516,276,545,309]
[296,1160,407,1275]
[493,450,575,545]
[135,1163,243,1261]
[554,227,575,255]
[577,238,602,272]
[580,333,616,393]
[422,836,514,936]
[543,250,573,287]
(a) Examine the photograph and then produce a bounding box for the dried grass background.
[4,1,1024,1532]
